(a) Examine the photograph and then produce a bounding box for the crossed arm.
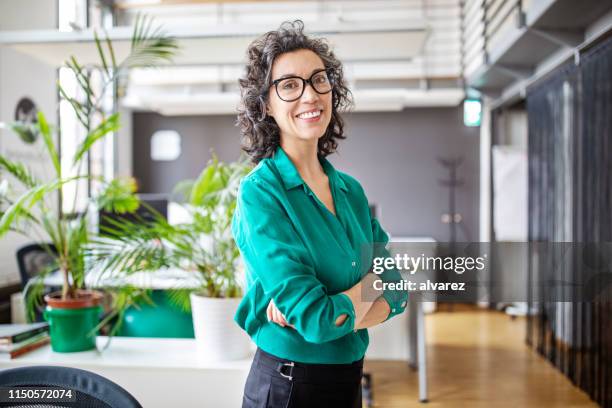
[267,272,390,331]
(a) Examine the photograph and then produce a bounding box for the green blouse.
[232,146,408,364]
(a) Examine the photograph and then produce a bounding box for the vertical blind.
[527,33,612,407]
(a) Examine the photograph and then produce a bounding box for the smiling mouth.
[296,110,322,119]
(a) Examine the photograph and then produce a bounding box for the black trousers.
[242,348,363,408]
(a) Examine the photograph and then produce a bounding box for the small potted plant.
[0,15,178,352]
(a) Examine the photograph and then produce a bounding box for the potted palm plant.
[172,157,251,361]
[91,156,252,360]
[0,15,178,352]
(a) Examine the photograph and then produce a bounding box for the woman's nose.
[301,82,319,102]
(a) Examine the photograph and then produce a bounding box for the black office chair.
[16,243,58,290]
[0,366,142,408]
[16,243,59,323]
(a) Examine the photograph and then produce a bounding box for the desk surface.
[1,336,253,370]
[0,337,253,408]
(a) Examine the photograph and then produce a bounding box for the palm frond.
[121,14,179,70]
[87,213,171,277]
[58,84,89,129]
[66,56,95,106]
[190,156,221,206]
[105,31,118,70]
[94,30,110,77]
[66,217,88,290]
[165,289,193,313]
[0,156,39,187]
[37,111,61,178]
[72,113,120,167]
[0,174,87,236]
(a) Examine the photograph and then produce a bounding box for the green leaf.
[41,212,61,250]
[65,217,88,289]
[96,177,140,214]
[0,186,44,236]
[165,289,193,313]
[0,175,86,236]
[67,56,93,100]
[37,111,60,178]
[105,31,118,69]
[72,113,121,167]
[58,84,89,128]
[8,122,39,144]
[64,57,94,111]
[94,30,110,76]
[189,157,227,206]
[0,156,39,187]
[122,14,179,70]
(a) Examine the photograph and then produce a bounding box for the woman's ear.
[259,95,272,119]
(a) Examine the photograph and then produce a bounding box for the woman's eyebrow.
[277,68,326,79]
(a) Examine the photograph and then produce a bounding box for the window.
[58,0,116,215]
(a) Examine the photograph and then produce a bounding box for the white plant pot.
[190,293,251,362]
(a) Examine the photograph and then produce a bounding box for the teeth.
[297,110,321,119]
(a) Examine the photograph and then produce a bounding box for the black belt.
[254,348,363,383]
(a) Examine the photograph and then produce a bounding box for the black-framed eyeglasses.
[271,68,333,102]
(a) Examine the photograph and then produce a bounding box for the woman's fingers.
[278,311,295,329]
[274,306,286,327]
[266,300,273,322]
[267,299,284,326]
[266,299,295,329]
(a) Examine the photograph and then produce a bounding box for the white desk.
[0,337,251,408]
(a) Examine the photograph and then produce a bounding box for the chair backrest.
[16,243,58,289]
[0,365,143,408]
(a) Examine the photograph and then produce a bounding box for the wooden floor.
[364,305,597,408]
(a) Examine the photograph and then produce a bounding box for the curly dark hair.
[236,20,353,164]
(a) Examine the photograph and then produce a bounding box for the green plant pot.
[44,305,102,352]
[118,290,194,338]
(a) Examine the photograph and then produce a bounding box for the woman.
[233,20,408,408]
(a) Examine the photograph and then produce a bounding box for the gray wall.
[132,107,479,241]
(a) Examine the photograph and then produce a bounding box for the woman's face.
[266,49,333,145]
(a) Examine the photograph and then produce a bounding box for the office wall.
[132,107,479,240]
[0,1,58,285]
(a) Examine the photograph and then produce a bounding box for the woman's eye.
[281,80,299,90]
[314,75,328,84]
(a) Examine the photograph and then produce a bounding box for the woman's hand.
[266,299,295,328]
[354,296,391,330]
[338,272,382,327]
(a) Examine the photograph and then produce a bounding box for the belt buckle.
[278,361,295,381]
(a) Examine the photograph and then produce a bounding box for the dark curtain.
[527,34,612,407]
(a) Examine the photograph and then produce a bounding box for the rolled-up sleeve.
[232,176,356,344]
[371,217,409,321]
